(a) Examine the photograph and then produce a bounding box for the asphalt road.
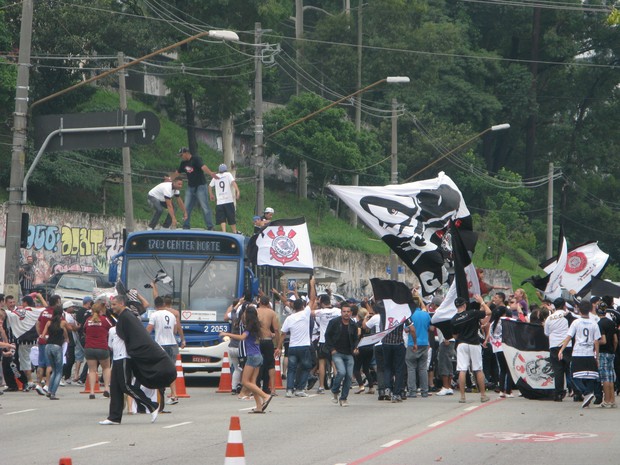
[2,382,619,465]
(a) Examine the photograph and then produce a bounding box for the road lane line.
[347,398,500,465]
[428,421,445,427]
[380,440,402,448]
[72,441,110,451]
[163,421,193,429]
[464,406,479,411]
[5,408,37,415]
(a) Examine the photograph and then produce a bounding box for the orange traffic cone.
[81,373,104,394]
[217,352,232,393]
[15,377,24,391]
[59,458,72,465]
[274,357,284,390]
[224,416,246,465]
[174,354,190,398]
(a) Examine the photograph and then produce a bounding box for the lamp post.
[403,123,511,182]
[258,76,410,214]
[4,28,239,291]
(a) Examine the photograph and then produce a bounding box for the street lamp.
[4,26,240,294]
[403,123,511,182]
[255,75,410,214]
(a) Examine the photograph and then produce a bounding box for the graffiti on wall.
[0,205,134,286]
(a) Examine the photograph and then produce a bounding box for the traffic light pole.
[4,0,33,295]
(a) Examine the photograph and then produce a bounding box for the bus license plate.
[203,324,229,333]
[192,356,212,363]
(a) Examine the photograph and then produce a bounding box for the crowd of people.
[4,267,619,417]
[0,286,178,423]
[220,279,620,412]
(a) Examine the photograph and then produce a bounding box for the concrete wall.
[313,245,418,299]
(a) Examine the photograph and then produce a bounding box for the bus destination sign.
[127,234,240,255]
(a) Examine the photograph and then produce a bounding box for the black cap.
[178,147,189,155]
[454,297,468,308]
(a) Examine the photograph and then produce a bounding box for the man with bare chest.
[257,295,281,394]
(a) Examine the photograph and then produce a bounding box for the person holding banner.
[451,295,491,403]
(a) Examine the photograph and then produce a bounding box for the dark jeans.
[374,345,386,390]
[147,196,173,229]
[286,346,312,391]
[495,351,513,394]
[482,344,498,385]
[382,343,406,396]
[550,346,572,396]
[353,345,376,388]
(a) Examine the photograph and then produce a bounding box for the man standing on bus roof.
[173,147,219,230]
[208,164,240,233]
[147,176,187,230]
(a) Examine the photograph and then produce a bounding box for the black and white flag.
[431,222,480,338]
[501,319,554,400]
[370,278,415,327]
[329,172,475,296]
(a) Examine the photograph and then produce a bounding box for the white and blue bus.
[109,229,260,376]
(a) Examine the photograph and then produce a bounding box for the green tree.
[264,92,381,190]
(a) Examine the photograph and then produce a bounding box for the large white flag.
[329,172,475,296]
[544,232,568,300]
[542,241,609,295]
[255,218,314,270]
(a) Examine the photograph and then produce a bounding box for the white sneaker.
[295,390,309,397]
[165,397,179,405]
[99,419,120,425]
[436,387,454,396]
[285,390,294,398]
[59,380,66,387]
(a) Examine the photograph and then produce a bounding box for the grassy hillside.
[3,89,542,296]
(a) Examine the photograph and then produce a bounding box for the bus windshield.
[125,257,239,321]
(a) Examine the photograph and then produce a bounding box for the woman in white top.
[487,306,514,398]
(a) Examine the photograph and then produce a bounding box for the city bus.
[109,229,259,376]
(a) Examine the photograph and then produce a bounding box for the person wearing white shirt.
[147,177,187,230]
[208,164,240,233]
[279,279,317,397]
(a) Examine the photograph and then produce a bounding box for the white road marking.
[464,406,478,411]
[380,440,402,448]
[428,421,445,428]
[72,441,110,451]
[5,408,37,415]
[239,406,255,411]
[163,421,193,429]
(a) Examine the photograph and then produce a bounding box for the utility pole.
[349,0,363,226]
[118,52,135,232]
[254,22,265,215]
[4,0,33,295]
[295,0,308,199]
[390,98,399,280]
[546,162,554,259]
[355,0,363,132]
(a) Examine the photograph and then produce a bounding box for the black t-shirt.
[451,309,486,345]
[334,321,353,355]
[598,317,617,354]
[178,156,207,187]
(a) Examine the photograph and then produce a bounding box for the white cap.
[62,300,76,310]
[264,207,274,214]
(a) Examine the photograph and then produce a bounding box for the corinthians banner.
[253,217,314,271]
[501,319,554,400]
